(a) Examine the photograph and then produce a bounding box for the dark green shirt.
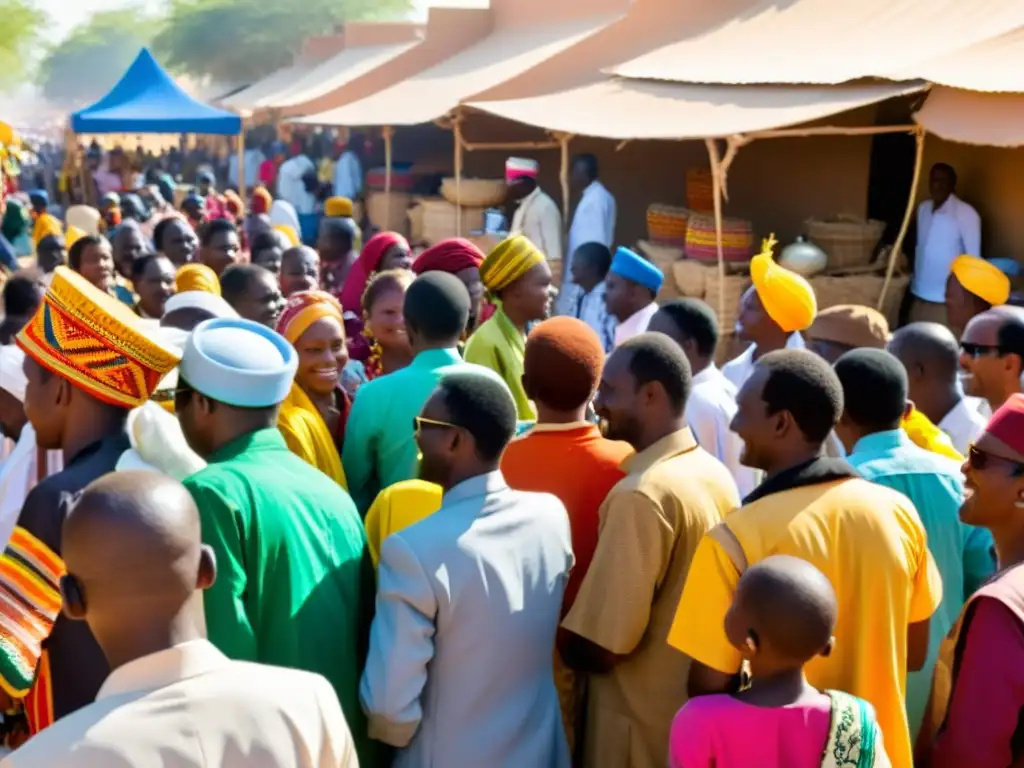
[183,428,374,762]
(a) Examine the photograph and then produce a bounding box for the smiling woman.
[275,290,351,488]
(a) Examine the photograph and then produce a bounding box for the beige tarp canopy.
[900,26,1024,92]
[914,86,1024,147]
[468,79,925,140]
[293,15,621,127]
[221,57,322,113]
[254,41,421,111]
[609,0,1024,85]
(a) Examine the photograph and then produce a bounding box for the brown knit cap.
[524,317,604,411]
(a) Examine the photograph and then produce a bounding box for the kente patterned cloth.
[16,267,180,408]
[0,527,63,699]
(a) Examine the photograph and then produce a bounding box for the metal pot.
[779,235,827,277]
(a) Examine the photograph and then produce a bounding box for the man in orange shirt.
[502,316,631,754]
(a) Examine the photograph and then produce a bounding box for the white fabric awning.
[256,41,421,111]
[897,26,1024,92]
[609,0,1024,85]
[915,86,1024,147]
[468,79,925,140]
[221,59,320,112]
[294,16,620,127]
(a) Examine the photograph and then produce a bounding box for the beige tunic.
[562,428,740,768]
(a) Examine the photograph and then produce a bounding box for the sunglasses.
[968,444,1024,475]
[960,342,1005,359]
[413,416,459,436]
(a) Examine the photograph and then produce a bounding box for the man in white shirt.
[604,246,662,347]
[277,147,318,216]
[957,306,1024,414]
[3,471,357,767]
[507,157,563,271]
[568,242,617,352]
[910,163,981,326]
[333,133,364,201]
[648,299,758,496]
[888,322,987,456]
[227,141,264,191]
[560,154,615,315]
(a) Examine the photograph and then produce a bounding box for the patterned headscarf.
[479,234,545,293]
[277,290,344,344]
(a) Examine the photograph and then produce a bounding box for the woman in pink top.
[670,555,889,768]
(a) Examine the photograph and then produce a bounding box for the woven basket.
[418,198,487,245]
[703,269,750,335]
[646,204,689,246]
[366,191,412,236]
[685,212,754,264]
[687,168,714,213]
[440,177,507,208]
[805,215,885,270]
[671,259,708,299]
[808,271,910,328]
[637,240,683,301]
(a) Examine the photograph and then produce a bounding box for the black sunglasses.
[961,342,1005,359]
[968,444,1024,475]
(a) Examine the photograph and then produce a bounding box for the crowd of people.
[0,145,1018,768]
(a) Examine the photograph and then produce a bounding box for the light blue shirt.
[847,429,995,737]
[341,347,484,514]
[333,151,362,200]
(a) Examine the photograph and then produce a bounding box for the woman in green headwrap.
[1,199,32,258]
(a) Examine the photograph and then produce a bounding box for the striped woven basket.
[685,212,754,264]
[646,204,689,246]
[686,168,715,213]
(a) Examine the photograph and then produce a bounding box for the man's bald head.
[888,322,960,381]
[62,472,215,659]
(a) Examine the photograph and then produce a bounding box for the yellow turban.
[64,225,86,249]
[32,213,63,249]
[951,254,1010,306]
[324,197,354,218]
[480,235,546,293]
[175,264,221,296]
[274,224,300,248]
[751,234,817,333]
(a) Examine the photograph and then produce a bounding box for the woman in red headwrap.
[412,237,487,331]
[338,231,411,362]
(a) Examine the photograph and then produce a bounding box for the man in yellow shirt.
[670,349,942,768]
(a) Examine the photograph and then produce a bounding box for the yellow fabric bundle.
[324,196,354,218]
[32,213,63,248]
[175,264,221,296]
[901,407,963,462]
[750,234,817,333]
[480,234,545,293]
[274,224,300,248]
[951,254,1010,306]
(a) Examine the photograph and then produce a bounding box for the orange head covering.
[324,197,354,218]
[17,267,180,408]
[951,254,1011,307]
[413,238,485,275]
[175,263,221,296]
[223,190,245,218]
[751,234,817,333]
[250,187,272,215]
[277,290,344,345]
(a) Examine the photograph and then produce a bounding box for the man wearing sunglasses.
[920,394,1024,767]
[959,306,1024,413]
[361,369,574,768]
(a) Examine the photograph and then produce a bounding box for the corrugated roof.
[221,58,320,112]
[915,86,1024,147]
[295,15,620,127]
[468,78,924,140]
[610,0,1024,85]
[256,42,421,110]
[898,26,1024,92]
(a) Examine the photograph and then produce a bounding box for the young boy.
[670,555,890,767]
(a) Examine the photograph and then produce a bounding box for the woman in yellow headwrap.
[275,290,350,488]
[946,254,1011,336]
[175,263,221,295]
[464,234,552,420]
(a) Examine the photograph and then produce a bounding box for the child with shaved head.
[670,555,889,768]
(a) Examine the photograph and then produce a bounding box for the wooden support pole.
[705,137,727,326]
[454,116,464,237]
[383,125,394,231]
[877,127,926,312]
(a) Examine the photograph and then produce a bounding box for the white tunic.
[686,365,759,497]
[720,332,806,391]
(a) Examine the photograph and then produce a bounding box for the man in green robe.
[175,316,375,764]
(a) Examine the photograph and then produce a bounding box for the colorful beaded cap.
[16,267,181,408]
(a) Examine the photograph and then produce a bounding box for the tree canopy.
[153,0,413,85]
[0,0,45,91]
[38,7,156,106]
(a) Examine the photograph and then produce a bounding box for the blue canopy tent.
[71,48,241,135]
